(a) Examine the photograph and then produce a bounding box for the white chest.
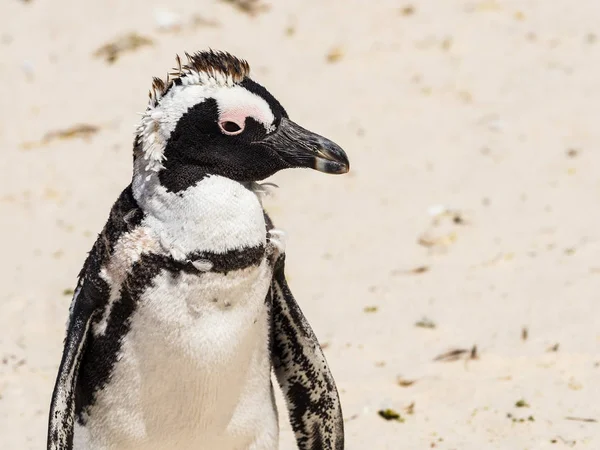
[77,260,278,450]
[135,174,267,256]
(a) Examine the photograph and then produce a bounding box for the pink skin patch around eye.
[219,104,272,134]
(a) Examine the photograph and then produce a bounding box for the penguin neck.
[131,168,267,254]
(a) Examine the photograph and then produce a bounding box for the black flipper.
[47,186,140,450]
[271,256,344,450]
[47,280,100,450]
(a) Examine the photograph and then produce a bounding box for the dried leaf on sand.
[21,124,100,149]
[220,0,269,16]
[94,33,154,64]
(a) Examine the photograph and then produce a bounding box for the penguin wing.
[48,186,140,449]
[270,256,344,450]
[47,278,102,450]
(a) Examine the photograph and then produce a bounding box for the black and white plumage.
[48,50,349,450]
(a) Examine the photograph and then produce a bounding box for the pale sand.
[1,0,599,448]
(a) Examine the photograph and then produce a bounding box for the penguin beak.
[259,117,350,174]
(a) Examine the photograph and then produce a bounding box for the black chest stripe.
[74,244,265,421]
[188,244,265,273]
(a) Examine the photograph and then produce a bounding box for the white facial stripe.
[136,84,213,173]
[213,86,275,132]
[157,84,214,136]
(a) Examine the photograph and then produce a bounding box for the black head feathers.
[148,50,250,106]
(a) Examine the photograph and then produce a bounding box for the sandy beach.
[1,0,599,448]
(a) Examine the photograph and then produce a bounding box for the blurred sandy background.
[1,0,599,448]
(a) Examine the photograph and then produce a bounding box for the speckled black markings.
[48,298,99,449]
[270,256,345,450]
[48,186,142,450]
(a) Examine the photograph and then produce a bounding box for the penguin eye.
[219,120,244,135]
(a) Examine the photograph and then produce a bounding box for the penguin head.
[134,50,349,192]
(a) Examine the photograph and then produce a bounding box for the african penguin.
[48,50,349,450]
